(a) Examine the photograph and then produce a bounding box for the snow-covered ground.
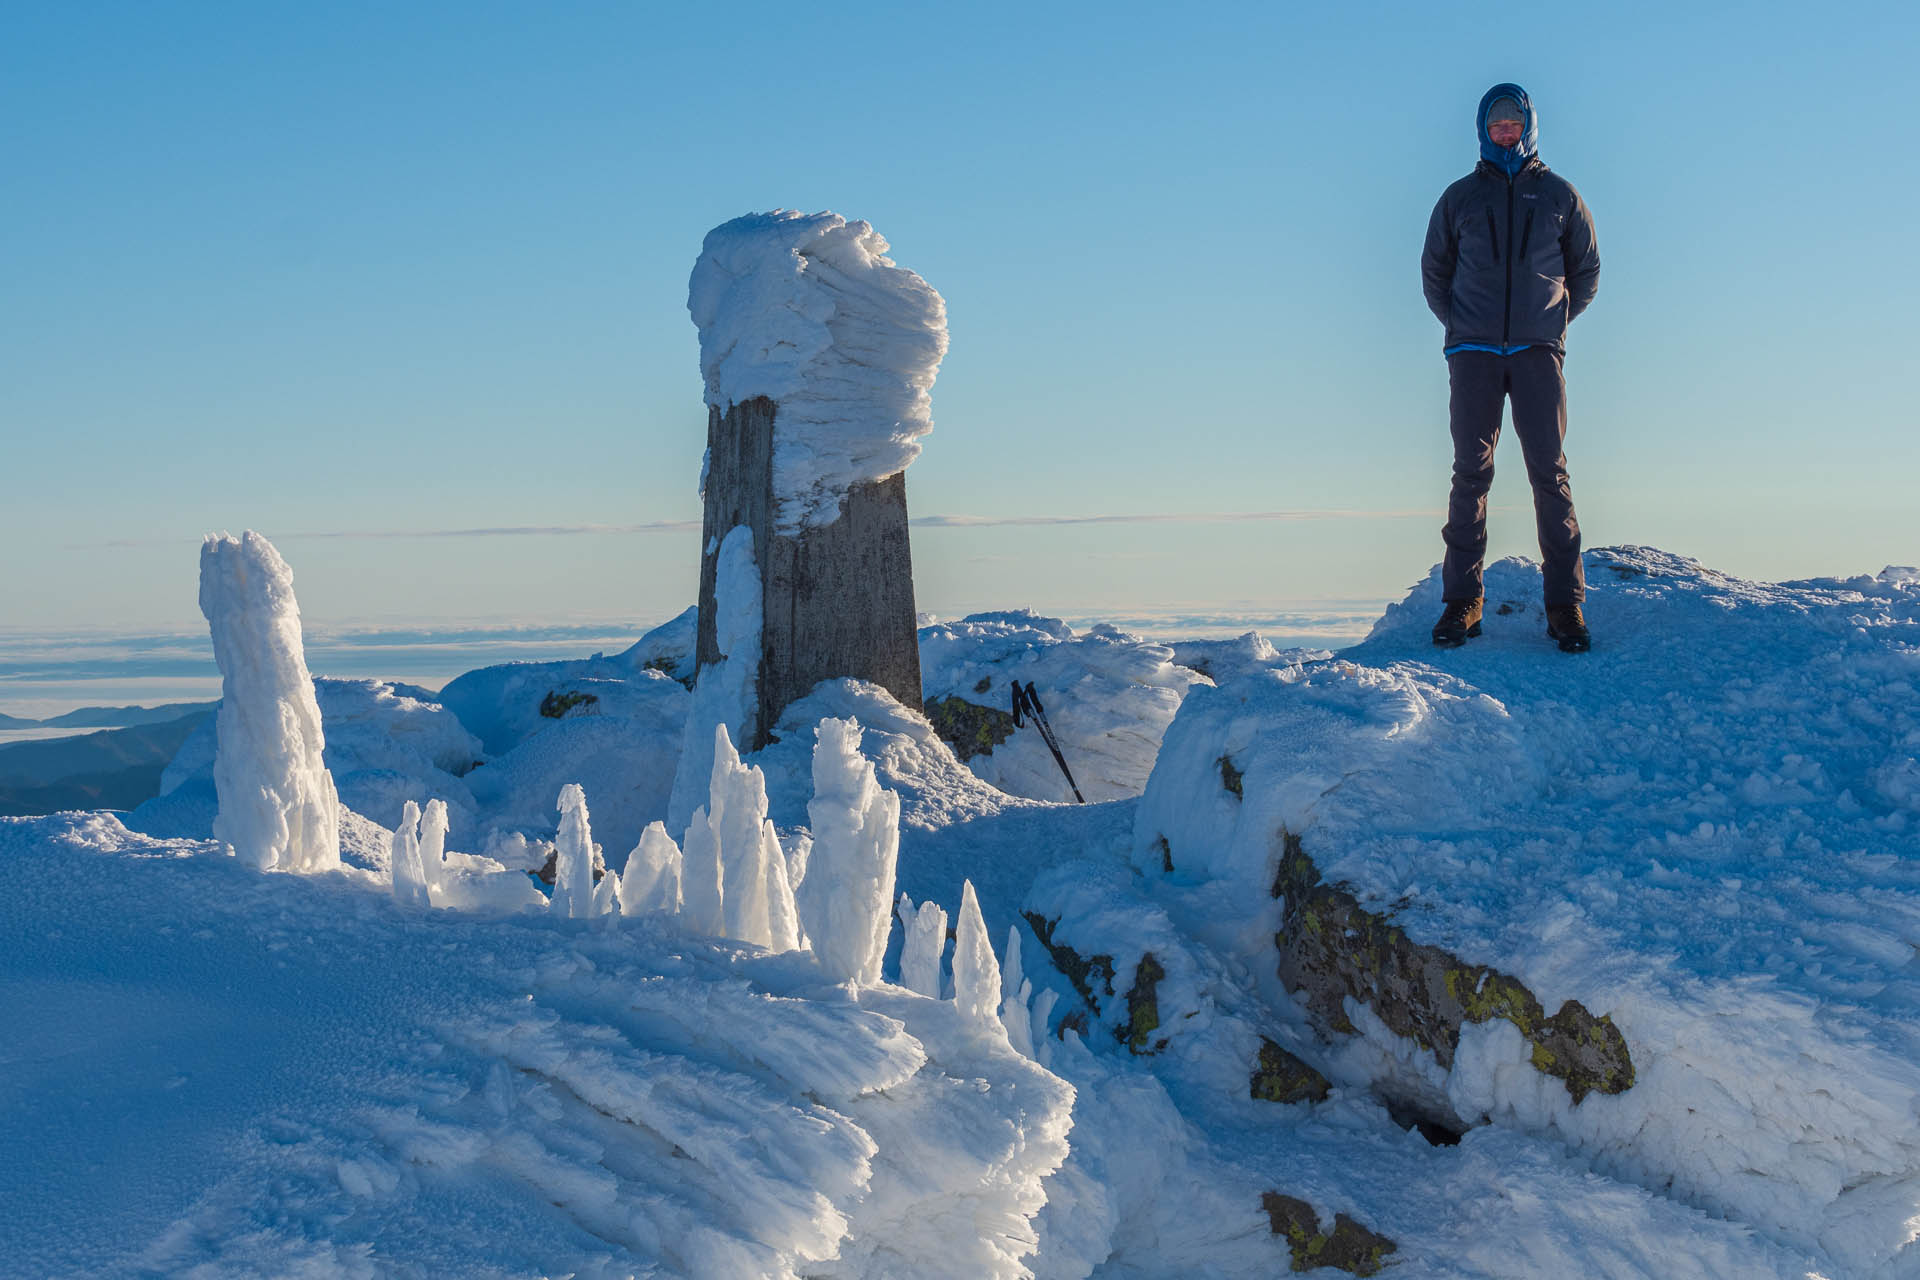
[11,544,1920,1276]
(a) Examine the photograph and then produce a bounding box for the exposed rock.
[1217,754,1243,798]
[1122,952,1166,1055]
[539,689,600,719]
[1250,1037,1331,1105]
[1262,1193,1397,1276]
[923,694,1017,763]
[1271,831,1634,1103]
[1023,911,1116,1010]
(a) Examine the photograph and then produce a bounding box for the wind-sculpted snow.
[688,210,948,532]
[1,811,1073,1279]
[198,530,339,872]
[1134,546,1920,1274]
[918,611,1211,803]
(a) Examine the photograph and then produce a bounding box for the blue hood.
[1478,82,1537,177]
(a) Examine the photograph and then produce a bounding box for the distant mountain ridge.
[0,710,213,815]
[0,700,217,730]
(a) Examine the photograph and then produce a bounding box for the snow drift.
[1133,546,1920,1274]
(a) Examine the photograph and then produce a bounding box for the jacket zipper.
[1501,177,1516,345]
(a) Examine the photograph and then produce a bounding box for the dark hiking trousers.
[1441,348,1585,605]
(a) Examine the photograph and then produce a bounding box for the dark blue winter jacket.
[1422,84,1601,355]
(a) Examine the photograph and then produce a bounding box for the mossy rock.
[924,695,1017,762]
[1271,831,1633,1104]
[1262,1193,1397,1275]
[1024,911,1117,1011]
[539,689,599,719]
[1251,1036,1331,1104]
[1121,952,1167,1054]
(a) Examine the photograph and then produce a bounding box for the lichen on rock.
[1251,1036,1331,1104]
[1271,831,1633,1103]
[1023,910,1117,1010]
[1262,1192,1397,1275]
[924,694,1017,762]
[1122,952,1167,1055]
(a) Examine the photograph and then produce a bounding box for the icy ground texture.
[1,812,1070,1279]
[1134,546,1920,1275]
[918,611,1213,803]
[687,210,949,531]
[198,530,338,872]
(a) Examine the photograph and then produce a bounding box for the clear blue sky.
[4,0,1916,639]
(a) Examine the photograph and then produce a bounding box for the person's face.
[1488,116,1524,149]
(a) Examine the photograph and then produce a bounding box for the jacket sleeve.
[1562,187,1600,321]
[1421,193,1456,326]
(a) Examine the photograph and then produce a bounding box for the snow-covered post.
[684,211,947,755]
[199,530,339,873]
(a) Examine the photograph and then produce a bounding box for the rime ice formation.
[953,880,1002,1027]
[678,723,800,951]
[688,210,949,532]
[897,894,949,998]
[418,798,449,870]
[624,821,684,914]
[389,800,431,910]
[668,525,762,833]
[1001,923,1038,1060]
[5,811,1075,1280]
[550,784,596,920]
[198,530,340,872]
[591,865,623,918]
[797,717,902,985]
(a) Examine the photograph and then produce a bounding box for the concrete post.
[696,395,922,749]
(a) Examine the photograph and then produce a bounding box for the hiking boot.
[1431,599,1483,648]
[1545,603,1591,653]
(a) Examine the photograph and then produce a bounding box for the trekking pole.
[1011,681,1086,804]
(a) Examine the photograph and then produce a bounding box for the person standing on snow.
[1422,83,1600,652]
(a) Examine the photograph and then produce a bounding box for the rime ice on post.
[199,530,340,872]
[684,210,947,755]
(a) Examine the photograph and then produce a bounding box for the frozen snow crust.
[1134,546,1920,1273]
[688,211,948,532]
[2,811,1071,1279]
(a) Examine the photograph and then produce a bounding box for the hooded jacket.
[1421,83,1600,354]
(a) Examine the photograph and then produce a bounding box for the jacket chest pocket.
[1531,210,1568,276]
[1455,211,1499,270]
